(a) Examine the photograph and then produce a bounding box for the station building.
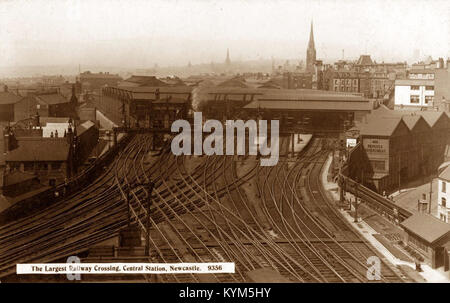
[358,117,411,192]
[100,86,192,128]
[400,212,450,269]
[242,90,372,134]
[355,109,450,193]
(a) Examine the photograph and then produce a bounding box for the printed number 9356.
[208,265,222,271]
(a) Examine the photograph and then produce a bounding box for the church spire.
[225,48,231,65]
[308,20,315,50]
[306,19,316,73]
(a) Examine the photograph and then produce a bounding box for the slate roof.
[5,138,70,162]
[401,212,450,244]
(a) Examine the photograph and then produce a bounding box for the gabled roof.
[401,212,450,244]
[359,116,405,137]
[5,138,70,162]
[0,92,22,105]
[401,115,422,130]
[418,111,446,127]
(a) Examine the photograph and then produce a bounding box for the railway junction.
[0,87,442,283]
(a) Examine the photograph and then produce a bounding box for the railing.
[340,143,413,223]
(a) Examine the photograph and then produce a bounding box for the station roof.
[401,212,450,245]
[395,79,434,86]
[244,99,371,112]
[5,138,70,162]
[257,92,369,102]
[112,86,192,94]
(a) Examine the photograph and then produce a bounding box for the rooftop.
[439,165,450,181]
[0,92,22,105]
[35,93,70,105]
[120,76,168,87]
[359,116,404,137]
[244,99,371,112]
[356,55,374,66]
[77,120,96,136]
[395,79,435,86]
[400,212,450,244]
[5,138,70,162]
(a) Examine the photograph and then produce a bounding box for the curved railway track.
[0,133,409,282]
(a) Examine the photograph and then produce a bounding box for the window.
[425,96,434,104]
[24,162,34,171]
[442,197,446,208]
[370,160,386,171]
[37,162,48,170]
[51,162,62,170]
[410,85,420,90]
[410,95,420,104]
[442,181,447,193]
[425,86,434,91]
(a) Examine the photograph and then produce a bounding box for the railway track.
[0,134,410,282]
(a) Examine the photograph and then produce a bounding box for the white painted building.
[437,165,450,223]
[394,79,435,109]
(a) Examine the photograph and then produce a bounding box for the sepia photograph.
[0,0,449,293]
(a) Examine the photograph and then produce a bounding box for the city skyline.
[0,0,449,72]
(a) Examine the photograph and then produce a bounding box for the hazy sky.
[0,0,449,68]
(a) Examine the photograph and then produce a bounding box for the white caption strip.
[17,263,235,274]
